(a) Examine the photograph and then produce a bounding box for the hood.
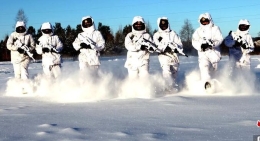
[15,21,27,35]
[81,16,95,33]
[41,22,54,36]
[157,17,171,32]
[198,12,214,27]
[132,16,146,34]
[15,21,26,29]
[236,19,250,35]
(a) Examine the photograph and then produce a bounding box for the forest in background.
[0,9,259,61]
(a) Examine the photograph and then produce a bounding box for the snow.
[0,55,260,141]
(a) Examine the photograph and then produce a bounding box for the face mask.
[16,26,26,33]
[133,21,145,31]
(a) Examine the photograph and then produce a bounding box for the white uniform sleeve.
[35,37,43,55]
[192,29,203,51]
[72,35,81,51]
[93,31,105,52]
[244,34,254,53]
[153,32,167,52]
[125,33,142,52]
[54,35,63,53]
[6,33,19,51]
[211,26,223,49]
[172,31,183,49]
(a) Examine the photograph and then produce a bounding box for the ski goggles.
[238,24,250,31]
[200,18,210,25]
[42,29,52,34]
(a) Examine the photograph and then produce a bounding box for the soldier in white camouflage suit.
[35,22,63,78]
[73,16,105,71]
[224,19,254,74]
[7,21,35,80]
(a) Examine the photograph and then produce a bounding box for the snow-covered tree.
[14,9,28,27]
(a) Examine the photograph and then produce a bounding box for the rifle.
[20,45,35,61]
[42,44,59,53]
[16,39,35,61]
[141,38,161,53]
[200,37,214,52]
[167,42,188,57]
[232,33,250,49]
[78,34,96,49]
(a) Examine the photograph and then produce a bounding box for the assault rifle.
[20,45,35,61]
[78,34,96,49]
[232,33,250,49]
[42,44,59,53]
[141,38,160,53]
[167,42,188,57]
[16,39,35,61]
[201,37,214,52]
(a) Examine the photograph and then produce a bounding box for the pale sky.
[0,0,259,39]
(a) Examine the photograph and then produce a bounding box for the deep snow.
[0,55,260,141]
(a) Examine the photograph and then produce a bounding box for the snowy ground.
[0,55,260,141]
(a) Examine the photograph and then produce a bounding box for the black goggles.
[42,29,52,34]
[200,18,210,25]
[238,24,250,31]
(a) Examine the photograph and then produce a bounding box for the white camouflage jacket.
[73,16,105,66]
[124,16,153,70]
[7,21,35,64]
[153,17,183,66]
[192,13,223,56]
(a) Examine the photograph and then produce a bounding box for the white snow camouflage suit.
[124,16,153,79]
[153,17,183,86]
[7,21,35,80]
[36,22,63,78]
[72,16,105,70]
[192,13,223,82]
[224,19,254,70]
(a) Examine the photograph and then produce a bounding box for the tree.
[54,23,66,45]
[179,19,196,55]
[14,9,28,27]
[64,25,77,56]
[75,24,83,35]
[145,21,153,36]
[122,24,132,37]
[179,19,194,43]
[114,26,125,54]
[114,26,124,44]
[27,26,36,40]
[98,22,114,55]
[0,36,10,61]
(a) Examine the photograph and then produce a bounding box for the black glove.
[241,43,247,49]
[234,40,242,47]
[164,46,172,53]
[148,47,154,52]
[80,43,91,49]
[158,37,163,42]
[42,48,50,53]
[173,48,179,53]
[17,48,25,54]
[140,45,147,50]
[201,43,211,51]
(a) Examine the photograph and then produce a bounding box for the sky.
[1,55,260,140]
[0,0,260,40]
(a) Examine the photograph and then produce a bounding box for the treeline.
[0,21,259,61]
